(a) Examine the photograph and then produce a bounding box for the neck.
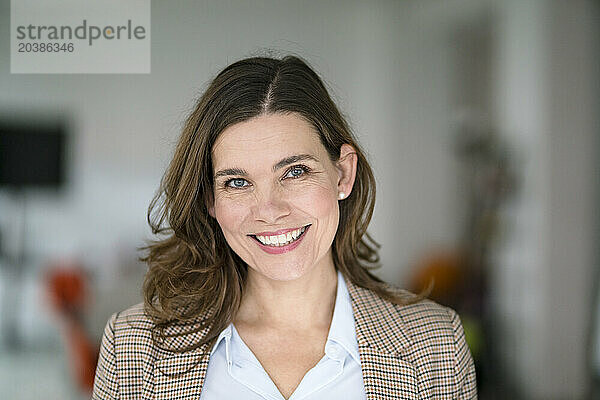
[235,261,338,331]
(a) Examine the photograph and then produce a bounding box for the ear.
[336,144,358,199]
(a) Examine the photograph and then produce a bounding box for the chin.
[252,262,309,282]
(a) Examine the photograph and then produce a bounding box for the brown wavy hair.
[141,55,422,353]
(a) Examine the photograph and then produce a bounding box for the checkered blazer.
[93,276,477,399]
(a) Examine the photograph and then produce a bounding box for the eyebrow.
[214,153,319,179]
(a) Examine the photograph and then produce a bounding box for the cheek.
[214,197,249,233]
[294,185,339,224]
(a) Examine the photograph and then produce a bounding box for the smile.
[252,225,308,246]
[249,224,311,254]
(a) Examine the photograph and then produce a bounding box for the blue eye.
[285,165,309,179]
[226,178,249,188]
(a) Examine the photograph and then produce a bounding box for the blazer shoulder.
[346,281,477,397]
[394,292,478,397]
[108,302,156,353]
[94,302,156,399]
[112,302,154,331]
[346,279,460,347]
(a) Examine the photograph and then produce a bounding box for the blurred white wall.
[491,0,598,398]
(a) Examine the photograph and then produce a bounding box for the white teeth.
[254,226,308,247]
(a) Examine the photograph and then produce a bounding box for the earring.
[338,192,346,200]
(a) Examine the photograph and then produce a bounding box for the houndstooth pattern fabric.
[93,277,477,399]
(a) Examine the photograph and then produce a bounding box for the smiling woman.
[92,55,477,400]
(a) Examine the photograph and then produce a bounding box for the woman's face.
[210,112,356,282]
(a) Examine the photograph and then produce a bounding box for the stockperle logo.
[15,20,147,46]
[11,0,150,74]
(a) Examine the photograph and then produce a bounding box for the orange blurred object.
[409,250,466,304]
[44,262,98,394]
[46,266,88,312]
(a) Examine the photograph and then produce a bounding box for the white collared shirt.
[199,271,366,400]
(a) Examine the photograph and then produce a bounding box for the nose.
[251,185,291,224]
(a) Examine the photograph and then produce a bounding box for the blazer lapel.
[153,347,210,400]
[345,278,420,400]
[148,320,214,400]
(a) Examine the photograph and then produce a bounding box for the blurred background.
[0,0,598,399]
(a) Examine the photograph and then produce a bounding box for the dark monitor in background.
[0,121,67,188]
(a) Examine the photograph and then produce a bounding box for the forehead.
[212,113,326,168]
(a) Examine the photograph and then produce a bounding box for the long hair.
[141,55,422,353]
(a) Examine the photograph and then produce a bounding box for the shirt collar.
[209,270,360,364]
[326,270,361,364]
[210,322,232,358]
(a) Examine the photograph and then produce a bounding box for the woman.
[93,55,477,399]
